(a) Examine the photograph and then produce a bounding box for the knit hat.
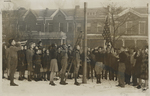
[9,39,14,45]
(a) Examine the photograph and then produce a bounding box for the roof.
[21,7,148,20]
[32,9,56,17]
[132,7,148,14]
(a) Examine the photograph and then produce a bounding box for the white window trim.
[139,21,146,34]
[97,23,103,33]
[126,21,133,34]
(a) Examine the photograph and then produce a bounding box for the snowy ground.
[2,71,150,96]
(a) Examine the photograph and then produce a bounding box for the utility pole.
[147,3,150,88]
[82,2,87,83]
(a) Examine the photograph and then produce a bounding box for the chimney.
[74,5,80,17]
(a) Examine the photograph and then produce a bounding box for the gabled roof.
[22,9,37,20]
[32,9,56,18]
[50,9,68,19]
[132,7,148,14]
[19,7,148,21]
[118,8,147,17]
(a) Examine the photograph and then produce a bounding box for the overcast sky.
[1,0,150,10]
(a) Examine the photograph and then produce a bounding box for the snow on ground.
[2,71,150,96]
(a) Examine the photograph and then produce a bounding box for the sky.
[0,0,150,10]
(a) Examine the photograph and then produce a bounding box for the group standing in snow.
[2,40,149,91]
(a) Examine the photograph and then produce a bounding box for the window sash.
[126,21,133,34]
[139,21,145,34]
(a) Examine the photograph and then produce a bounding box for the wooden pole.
[82,2,87,83]
[147,3,150,92]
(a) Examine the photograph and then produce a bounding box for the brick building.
[2,6,148,49]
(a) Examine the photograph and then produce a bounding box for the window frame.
[126,21,133,34]
[139,21,146,34]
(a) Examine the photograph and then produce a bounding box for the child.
[18,46,25,80]
[34,50,42,81]
[42,50,51,81]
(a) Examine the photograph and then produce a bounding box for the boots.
[96,74,99,84]
[28,75,32,81]
[47,72,50,81]
[10,76,18,86]
[96,74,101,84]
[18,76,23,81]
[74,74,80,86]
[10,82,18,86]
[99,74,101,83]
[60,74,68,85]
[49,81,56,86]
[8,76,10,80]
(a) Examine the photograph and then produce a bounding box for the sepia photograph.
[0,0,150,96]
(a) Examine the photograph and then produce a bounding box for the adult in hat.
[7,39,22,86]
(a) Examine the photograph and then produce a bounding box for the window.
[87,23,91,33]
[139,21,145,34]
[97,23,103,33]
[49,23,53,32]
[77,23,81,32]
[68,23,72,32]
[27,25,31,32]
[126,21,133,34]
[36,23,41,32]
[59,23,64,32]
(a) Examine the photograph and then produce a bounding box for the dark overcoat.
[26,49,34,71]
[17,50,25,71]
[7,44,21,75]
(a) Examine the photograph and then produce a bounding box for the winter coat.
[43,54,51,69]
[34,54,41,74]
[104,52,112,69]
[141,52,148,80]
[7,44,22,72]
[134,52,142,78]
[125,52,131,75]
[2,46,7,70]
[17,50,25,71]
[26,49,34,71]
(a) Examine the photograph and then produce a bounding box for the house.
[2,6,148,49]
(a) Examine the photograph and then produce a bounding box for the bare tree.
[102,3,140,48]
[2,9,24,43]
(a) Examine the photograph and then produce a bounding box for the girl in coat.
[42,50,51,81]
[94,47,105,84]
[134,49,143,89]
[18,46,25,80]
[26,42,35,81]
[140,47,148,91]
[34,49,42,81]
